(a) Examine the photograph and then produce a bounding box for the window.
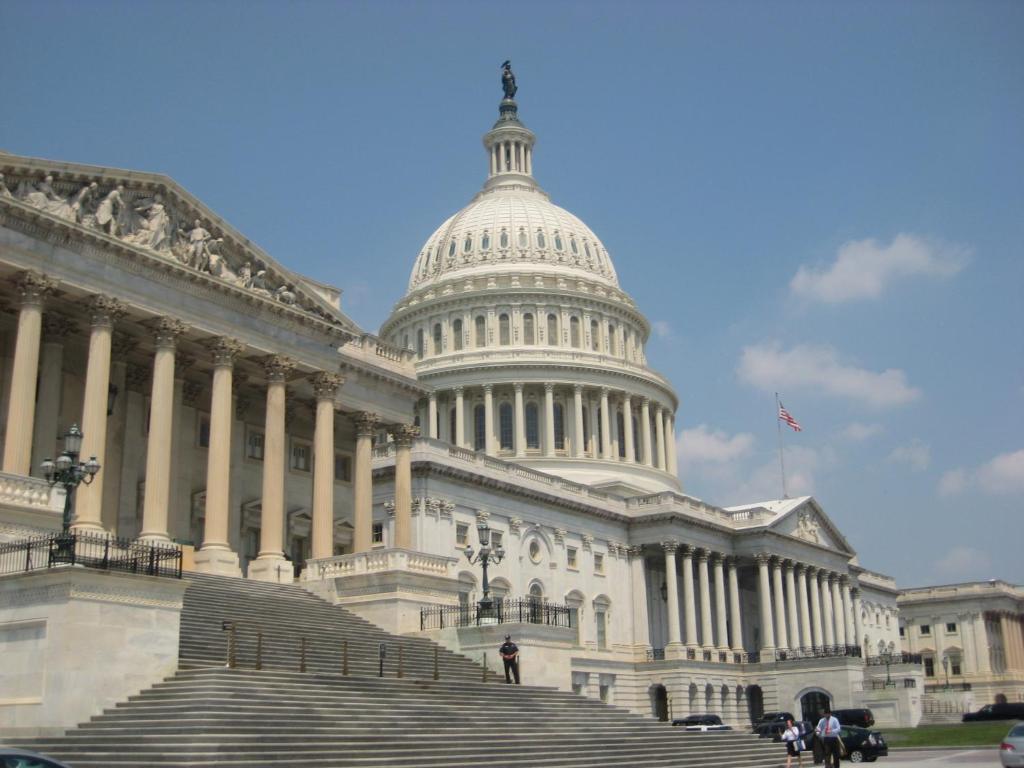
[500,230,509,248]
[523,313,535,344]
[291,441,311,472]
[920,624,931,636]
[372,522,384,544]
[433,323,442,354]
[632,417,640,461]
[923,657,935,677]
[481,232,490,250]
[554,233,563,251]
[946,622,957,633]
[567,547,578,569]
[607,324,617,356]
[599,684,609,702]
[547,314,558,346]
[518,229,527,248]
[528,540,542,563]
[596,609,607,649]
[553,403,565,450]
[448,239,456,258]
[525,402,539,449]
[449,407,457,442]
[536,230,546,248]
[590,319,600,351]
[570,237,578,254]
[334,453,352,482]
[452,319,463,351]
[570,316,581,347]
[456,523,469,546]
[246,428,265,461]
[594,553,604,574]
[197,414,210,448]
[584,242,592,260]
[499,402,513,450]
[475,316,486,347]
[582,409,590,453]
[473,404,486,451]
[899,625,905,637]
[463,234,473,253]
[499,314,510,345]
[951,658,962,676]
[490,531,503,550]
[616,412,626,457]
[416,328,425,359]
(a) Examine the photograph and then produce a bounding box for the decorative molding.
[508,516,522,534]
[263,354,296,384]
[581,534,594,551]
[310,371,344,401]
[86,294,128,329]
[205,336,245,368]
[147,316,187,349]
[553,527,567,545]
[352,411,379,437]
[14,270,57,307]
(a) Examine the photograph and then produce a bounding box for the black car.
[672,714,732,731]
[811,726,888,763]
[753,711,796,731]
[756,720,812,741]
[963,703,1024,722]
[0,748,74,768]
[834,708,875,729]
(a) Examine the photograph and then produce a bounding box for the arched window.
[518,229,527,248]
[632,416,640,461]
[590,320,600,351]
[525,402,539,449]
[481,232,490,250]
[570,238,578,255]
[523,313,535,345]
[499,314,510,345]
[448,239,456,258]
[554,233,563,251]
[617,412,626,457]
[608,324,617,356]
[473,404,486,451]
[432,323,442,355]
[536,230,546,249]
[463,234,473,253]
[553,403,565,450]
[584,242,592,260]
[499,403,513,450]
[449,406,457,442]
[500,230,509,249]
[547,314,558,346]
[416,329,425,359]
[452,319,463,351]
[402,333,410,351]
[570,316,581,348]
[475,316,486,348]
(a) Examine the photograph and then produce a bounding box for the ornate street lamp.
[40,425,101,553]
[464,519,505,614]
[882,650,896,688]
[942,655,950,690]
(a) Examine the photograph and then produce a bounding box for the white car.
[1000,722,1024,768]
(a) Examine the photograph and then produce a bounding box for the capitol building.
[0,76,1021,741]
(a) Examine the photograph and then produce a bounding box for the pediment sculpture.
[795,510,821,544]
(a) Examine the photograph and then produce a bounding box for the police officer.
[499,634,520,684]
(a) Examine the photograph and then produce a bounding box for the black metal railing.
[773,644,862,662]
[0,532,182,579]
[865,652,922,666]
[420,598,574,631]
[925,682,971,693]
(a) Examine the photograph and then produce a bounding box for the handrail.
[0,532,182,579]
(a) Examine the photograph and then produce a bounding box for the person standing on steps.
[499,634,520,684]
[782,717,804,768]
[815,707,842,768]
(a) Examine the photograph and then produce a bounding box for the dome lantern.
[482,65,538,192]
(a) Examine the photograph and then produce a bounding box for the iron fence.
[420,598,574,630]
[773,644,862,662]
[0,532,182,579]
[865,652,922,666]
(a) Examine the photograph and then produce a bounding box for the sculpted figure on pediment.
[95,184,127,235]
[125,193,172,252]
[796,511,820,544]
[20,174,69,217]
[250,269,271,296]
[0,174,12,198]
[68,182,99,225]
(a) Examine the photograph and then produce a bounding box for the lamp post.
[942,656,950,690]
[882,650,896,688]
[40,424,101,560]
[464,519,505,615]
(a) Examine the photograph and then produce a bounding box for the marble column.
[797,564,813,649]
[454,387,465,448]
[573,384,585,458]
[785,561,800,650]
[2,271,55,476]
[427,392,438,439]
[483,384,496,456]
[543,383,555,456]
[194,337,246,575]
[391,424,418,550]
[841,579,855,649]
[756,554,776,652]
[629,546,651,651]
[852,588,864,656]
[248,355,295,581]
[682,545,698,650]
[663,542,683,650]
[622,393,635,463]
[728,557,743,652]
[310,371,343,561]
[664,411,677,476]
[100,334,135,534]
[713,554,729,652]
[697,550,714,650]
[599,388,612,459]
[772,558,789,650]
[74,297,128,532]
[821,573,836,646]
[640,398,652,466]
[809,568,824,648]
[514,383,525,457]
[139,317,187,543]
[654,405,666,470]
[31,314,75,477]
[832,576,847,646]
[352,412,378,553]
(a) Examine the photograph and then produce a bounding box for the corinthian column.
[351,412,379,553]
[513,384,525,457]
[797,564,813,649]
[785,561,799,650]
[391,424,418,549]
[832,576,846,646]
[640,398,652,466]
[664,411,677,476]
[772,557,789,650]
[75,296,127,532]
[841,578,854,649]
[248,355,295,582]
[728,557,743,652]
[599,388,611,459]
[311,371,343,560]
[31,314,76,477]
[713,554,729,652]
[654,405,666,470]
[573,384,585,458]
[483,384,496,456]
[663,542,683,651]
[454,387,466,448]
[852,587,864,656]
[543,383,555,456]
[697,550,714,650]
[622,393,635,463]
[427,392,438,439]
[682,545,698,650]
[139,317,187,543]
[756,554,776,652]
[821,573,836,646]
[3,271,55,475]
[809,567,824,648]
[629,546,651,651]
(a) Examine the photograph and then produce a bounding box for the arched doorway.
[651,684,669,721]
[747,684,764,724]
[801,690,832,723]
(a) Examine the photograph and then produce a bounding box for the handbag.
[797,739,806,752]
[837,737,847,757]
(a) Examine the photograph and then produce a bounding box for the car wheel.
[849,750,864,763]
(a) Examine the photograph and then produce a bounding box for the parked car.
[834,708,875,728]
[838,726,888,763]
[1000,722,1024,768]
[753,711,796,730]
[671,714,732,731]
[964,703,1024,722]
[0,748,74,768]
[755,720,812,742]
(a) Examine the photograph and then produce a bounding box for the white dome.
[408,187,620,291]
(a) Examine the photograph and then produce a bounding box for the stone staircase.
[11,573,784,768]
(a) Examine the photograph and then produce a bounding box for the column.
[454,387,465,448]
[841,579,855,649]
[654,405,666,470]
[483,384,495,455]
[100,334,135,533]
[797,565,813,649]
[663,542,683,650]
[392,424,418,550]
[351,412,378,553]
[756,554,776,652]
[832,576,846,646]
[309,372,343,561]
[852,588,864,656]
[785,561,800,650]
[513,383,525,457]
[728,557,744,652]
[73,297,128,531]
[640,398,652,467]
[31,314,75,477]
[772,557,789,651]
[664,411,676,476]
[139,317,187,542]
[543,383,555,457]
[629,546,651,651]
[194,337,246,574]
[698,550,714,650]
[682,545,698,650]
[599,388,611,459]
[573,384,585,458]
[426,392,438,439]
[821,573,836,646]
[2,271,55,475]
[809,568,825,648]
[622,393,635,463]
[713,554,729,652]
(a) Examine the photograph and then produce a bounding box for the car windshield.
[1010,724,1024,737]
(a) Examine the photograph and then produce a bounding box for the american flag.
[778,401,802,432]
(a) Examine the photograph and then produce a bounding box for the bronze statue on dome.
[501,61,517,99]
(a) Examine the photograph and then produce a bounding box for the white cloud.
[937,449,1024,496]
[737,342,921,408]
[933,546,993,582]
[678,425,754,465]
[651,320,673,340]
[841,422,883,441]
[682,444,831,507]
[888,439,930,471]
[790,233,968,303]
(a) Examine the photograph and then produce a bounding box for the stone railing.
[340,334,417,377]
[304,548,456,581]
[0,472,62,513]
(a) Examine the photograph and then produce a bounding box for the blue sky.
[3,0,1021,588]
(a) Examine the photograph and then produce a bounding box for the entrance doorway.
[801,690,831,723]
[747,685,764,724]
[652,685,669,721]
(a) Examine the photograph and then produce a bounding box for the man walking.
[815,707,842,768]
[499,634,520,684]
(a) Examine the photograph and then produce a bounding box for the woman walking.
[782,718,804,768]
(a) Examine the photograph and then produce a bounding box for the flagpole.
[775,392,788,499]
